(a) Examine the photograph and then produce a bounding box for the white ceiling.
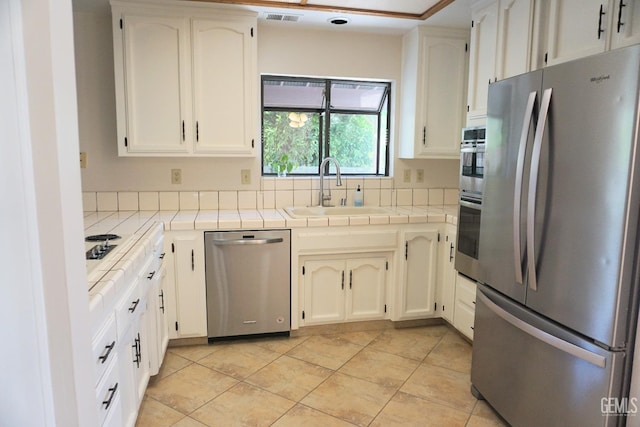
[74,0,472,34]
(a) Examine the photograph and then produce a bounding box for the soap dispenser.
[353,185,363,207]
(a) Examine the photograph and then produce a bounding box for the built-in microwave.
[459,126,485,197]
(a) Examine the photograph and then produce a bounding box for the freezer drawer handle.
[513,91,537,285]
[211,237,284,246]
[477,291,606,368]
[527,88,552,292]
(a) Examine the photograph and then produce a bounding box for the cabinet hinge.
[384,304,387,313]
[438,232,441,242]
[544,52,548,64]
[434,302,437,311]
[251,27,254,37]
[175,321,179,331]
[465,43,468,52]
[171,243,175,253]
[120,19,123,29]
[302,266,305,275]
[251,139,255,148]
[467,105,470,112]
[124,137,128,147]
[385,261,389,270]
[405,241,408,260]
[471,20,474,28]
[302,310,305,320]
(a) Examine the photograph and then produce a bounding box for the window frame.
[261,75,391,177]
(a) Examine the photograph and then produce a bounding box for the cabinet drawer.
[95,353,121,426]
[92,314,117,386]
[115,281,142,339]
[456,274,477,307]
[455,301,475,340]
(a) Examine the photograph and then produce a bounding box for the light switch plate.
[80,152,87,169]
[416,169,424,183]
[403,169,412,183]
[241,169,251,185]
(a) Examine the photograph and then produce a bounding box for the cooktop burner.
[85,234,121,242]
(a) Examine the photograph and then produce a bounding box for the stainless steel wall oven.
[456,126,485,281]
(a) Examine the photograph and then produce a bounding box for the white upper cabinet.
[467,0,534,125]
[191,19,256,155]
[111,2,257,157]
[545,0,640,66]
[118,15,191,154]
[399,26,469,159]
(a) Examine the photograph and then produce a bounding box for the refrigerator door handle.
[477,291,607,368]
[513,91,538,285]
[527,88,552,292]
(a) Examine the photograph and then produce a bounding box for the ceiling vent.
[264,13,302,23]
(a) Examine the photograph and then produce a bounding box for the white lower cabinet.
[439,224,457,323]
[147,262,169,375]
[301,255,389,326]
[454,273,477,340]
[396,228,440,320]
[164,231,207,339]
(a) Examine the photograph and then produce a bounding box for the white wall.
[2,0,96,425]
[75,12,459,192]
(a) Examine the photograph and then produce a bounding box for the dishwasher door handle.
[211,237,284,246]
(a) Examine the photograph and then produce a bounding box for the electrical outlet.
[241,169,251,185]
[79,152,87,169]
[416,169,424,183]
[171,169,182,185]
[403,169,412,183]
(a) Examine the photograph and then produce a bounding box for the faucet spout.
[318,157,342,207]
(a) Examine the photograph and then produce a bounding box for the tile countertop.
[161,205,458,231]
[84,206,458,277]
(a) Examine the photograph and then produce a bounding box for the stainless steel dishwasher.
[204,230,291,340]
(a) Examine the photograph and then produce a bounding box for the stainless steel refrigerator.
[471,45,640,427]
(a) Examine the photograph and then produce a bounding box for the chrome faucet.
[318,157,343,207]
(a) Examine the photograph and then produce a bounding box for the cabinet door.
[467,1,499,123]
[120,15,190,154]
[303,260,345,325]
[420,36,468,158]
[610,0,640,49]
[117,323,137,427]
[172,233,207,337]
[545,0,608,66]
[440,227,457,323]
[400,230,439,319]
[345,258,387,321]
[495,0,534,80]
[192,19,255,156]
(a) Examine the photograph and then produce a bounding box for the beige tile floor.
[137,325,508,427]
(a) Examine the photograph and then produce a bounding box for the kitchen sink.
[284,206,392,217]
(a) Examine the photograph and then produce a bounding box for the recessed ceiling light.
[328,17,350,25]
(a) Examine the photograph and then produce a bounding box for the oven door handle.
[513,91,537,285]
[211,238,284,246]
[459,199,482,211]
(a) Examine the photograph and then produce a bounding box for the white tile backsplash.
[159,192,179,210]
[218,191,238,210]
[117,192,139,211]
[96,192,118,211]
[238,191,257,209]
[179,192,199,210]
[139,192,159,211]
[199,191,218,210]
[87,180,457,213]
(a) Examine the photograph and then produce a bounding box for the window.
[261,76,390,176]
